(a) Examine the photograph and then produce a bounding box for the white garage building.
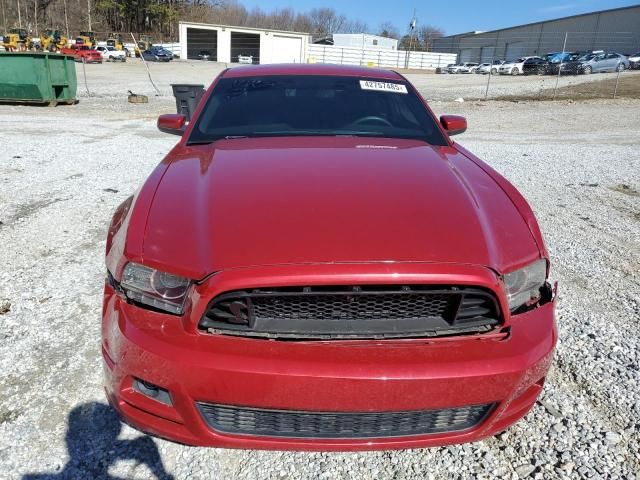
[179,22,310,64]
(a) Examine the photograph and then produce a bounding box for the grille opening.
[199,285,501,340]
[197,402,495,438]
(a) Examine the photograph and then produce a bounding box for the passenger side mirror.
[440,115,467,136]
[157,114,186,136]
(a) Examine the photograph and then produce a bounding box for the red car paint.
[103,64,556,450]
[60,46,102,63]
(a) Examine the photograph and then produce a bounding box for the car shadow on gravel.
[22,402,174,480]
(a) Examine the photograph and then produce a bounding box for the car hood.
[141,137,540,278]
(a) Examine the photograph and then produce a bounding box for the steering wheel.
[351,116,393,127]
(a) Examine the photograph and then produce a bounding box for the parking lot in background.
[70,59,640,101]
[0,60,639,478]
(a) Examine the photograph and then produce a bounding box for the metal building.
[433,5,640,63]
[179,22,310,64]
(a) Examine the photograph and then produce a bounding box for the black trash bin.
[171,84,205,121]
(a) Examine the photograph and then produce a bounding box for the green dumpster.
[0,52,77,105]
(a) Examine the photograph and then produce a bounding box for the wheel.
[582,65,592,74]
[616,63,625,72]
[108,56,114,62]
[491,68,497,75]
[511,67,519,75]
[536,66,545,75]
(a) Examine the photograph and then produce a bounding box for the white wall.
[332,34,398,50]
[308,44,457,70]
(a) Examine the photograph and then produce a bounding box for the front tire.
[582,65,592,74]
[491,68,497,75]
[511,67,519,76]
[616,63,625,72]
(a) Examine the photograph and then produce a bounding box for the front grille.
[197,402,494,439]
[199,285,501,340]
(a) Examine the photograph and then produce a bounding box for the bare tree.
[416,25,444,51]
[378,21,399,39]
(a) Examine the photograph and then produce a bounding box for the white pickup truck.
[96,45,126,62]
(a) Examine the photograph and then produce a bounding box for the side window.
[606,53,618,59]
[595,54,605,61]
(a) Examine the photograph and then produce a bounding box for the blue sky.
[239,0,638,35]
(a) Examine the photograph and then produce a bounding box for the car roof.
[222,63,404,81]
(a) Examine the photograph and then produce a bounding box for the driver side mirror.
[440,115,467,136]
[157,114,186,136]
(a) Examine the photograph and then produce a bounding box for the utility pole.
[33,0,37,35]
[406,9,417,68]
[17,0,22,28]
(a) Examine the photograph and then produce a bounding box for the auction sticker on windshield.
[359,80,408,94]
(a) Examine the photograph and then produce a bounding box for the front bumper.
[102,263,557,451]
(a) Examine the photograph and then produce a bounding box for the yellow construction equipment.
[135,35,153,57]
[75,31,95,48]
[40,30,68,52]
[107,33,124,50]
[2,28,30,52]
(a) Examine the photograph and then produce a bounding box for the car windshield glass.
[579,54,595,61]
[188,75,448,146]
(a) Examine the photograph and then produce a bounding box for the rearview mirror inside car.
[440,115,467,136]
[158,114,186,136]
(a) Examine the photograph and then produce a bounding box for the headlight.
[121,262,191,314]
[503,259,547,312]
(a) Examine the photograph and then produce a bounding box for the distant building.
[433,5,640,63]
[179,22,310,64]
[313,33,398,50]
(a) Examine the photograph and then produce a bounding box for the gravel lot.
[0,61,639,479]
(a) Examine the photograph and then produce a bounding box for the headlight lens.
[503,259,547,312]
[121,262,191,314]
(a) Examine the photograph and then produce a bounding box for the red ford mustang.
[102,64,557,450]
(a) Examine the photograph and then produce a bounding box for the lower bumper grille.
[197,402,494,439]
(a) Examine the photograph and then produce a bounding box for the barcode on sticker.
[359,80,408,94]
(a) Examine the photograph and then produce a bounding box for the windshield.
[188,75,447,146]
[579,53,595,61]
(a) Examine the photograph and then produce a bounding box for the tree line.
[0,0,443,50]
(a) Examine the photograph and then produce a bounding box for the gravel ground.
[0,63,639,479]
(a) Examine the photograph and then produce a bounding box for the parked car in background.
[629,52,640,69]
[198,50,213,61]
[96,45,126,62]
[498,57,543,75]
[447,62,479,74]
[476,60,504,74]
[142,46,172,62]
[436,64,455,74]
[543,52,581,75]
[237,54,254,64]
[521,57,551,75]
[579,52,629,74]
[104,64,557,450]
[60,46,103,63]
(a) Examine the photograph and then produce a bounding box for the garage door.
[459,49,473,63]
[505,42,526,61]
[186,28,217,61]
[231,32,260,63]
[480,46,495,63]
[271,35,303,63]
